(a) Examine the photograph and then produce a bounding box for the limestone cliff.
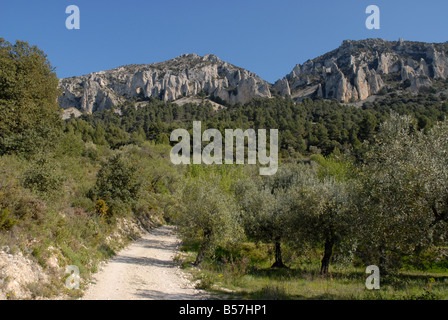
[59,54,271,114]
[59,39,448,114]
[274,39,448,102]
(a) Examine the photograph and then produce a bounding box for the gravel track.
[82,225,208,300]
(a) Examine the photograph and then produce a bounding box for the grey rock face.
[59,54,271,114]
[277,39,448,102]
[273,78,291,96]
[59,39,448,113]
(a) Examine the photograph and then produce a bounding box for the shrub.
[23,156,64,194]
[56,131,84,157]
[90,154,141,214]
[378,87,388,96]
[222,255,250,278]
[12,197,46,221]
[82,142,99,161]
[195,273,215,290]
[0,209,18,231]
[95,199,108,217]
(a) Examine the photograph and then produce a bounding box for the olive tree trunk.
[271,237,287,268]
[194,230,211,266]
[320,234,335,275]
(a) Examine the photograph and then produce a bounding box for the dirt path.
[81,225,208,300]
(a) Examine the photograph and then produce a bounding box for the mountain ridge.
[59,38,448,115]
[59,52,271,114]
[273,38,448,103]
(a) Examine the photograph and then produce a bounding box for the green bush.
[90,154,141,215]
[95,199,109,217]
[55,131,84,157]
[0,209,18,230]
[82,142,99,161]
[23,156,64,194]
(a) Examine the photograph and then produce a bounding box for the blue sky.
[1,0,447,83]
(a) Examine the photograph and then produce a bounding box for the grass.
[178,242,448,300]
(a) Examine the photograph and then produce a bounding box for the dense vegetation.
[66,90,448,158]
[1,39,448,299]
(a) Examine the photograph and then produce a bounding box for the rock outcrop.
[275,39,448,102]
[59,54,271,114]
[0,247,48,299]
[59,39,448,113]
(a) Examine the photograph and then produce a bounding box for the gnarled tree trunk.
[194,229,211,266]
[271,237,286,268]
[320,234,334,275]
[379,245,388,276]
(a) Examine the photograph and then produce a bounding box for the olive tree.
[235,164,317,268]
[357,113,448,273]
[289,155,356,275]
[298,178,355,275]
[174,174,243,266]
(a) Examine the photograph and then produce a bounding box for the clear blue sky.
[1,0,447,83]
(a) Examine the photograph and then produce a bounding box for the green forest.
[1,39,448,300]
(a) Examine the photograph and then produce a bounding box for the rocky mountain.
[59,53,271,114]
[274,38,448,103]
[59,39,448,115]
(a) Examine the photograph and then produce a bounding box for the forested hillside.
[67,91,448,157]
